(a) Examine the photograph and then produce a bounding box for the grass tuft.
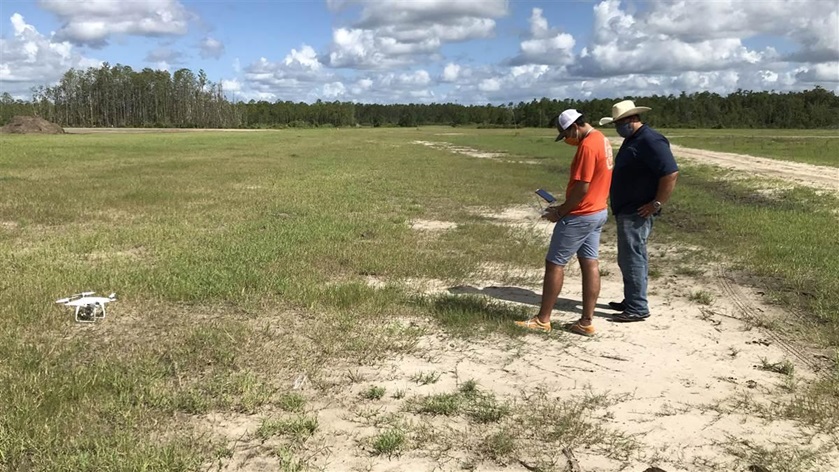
[371,428,406,458]
[411,370,441,385]
[361,385,387,400]
[758,358,795,376]
[257,416,318,442]
[278,393,306,413]
[689,290,715,305]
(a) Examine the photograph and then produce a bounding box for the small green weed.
[758,358,795,376]
[411,371,441,385]
[689,290,714,305]
[466,395,509,423]
[371,428,406,458]
[458,379,479,395]
[275,446,306,472]
[278,393,306,413]
[479,429,517,461]
[410,393,462,416]
[361,385,386,400]
[257,416,319,442]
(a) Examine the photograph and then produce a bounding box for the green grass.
[1,126,837,469]
[689,290,715,305]
[408,392,464,416]
[0,128,554,470]
[418,294,533,337]
[256,415,318,442]
[758,358,796,376]
[406,383,510,424]
[277,393,306,413]
[371,428,406,458]
[410,370,442,385]
[724,436,834,472]
[361,385,387,400]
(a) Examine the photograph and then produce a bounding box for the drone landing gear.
[75,303,107,323]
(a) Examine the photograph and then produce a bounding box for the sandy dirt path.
[608,138,838,194]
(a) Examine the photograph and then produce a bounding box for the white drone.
[55,292,116,323]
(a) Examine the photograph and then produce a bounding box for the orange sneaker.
[515,317,552,333]
[568,321,595,337]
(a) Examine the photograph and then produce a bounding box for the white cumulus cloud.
[326,0,508,69]
[0,13,101,98]
[442,63,461,82]
[241,46,335,101]
[39,0,192,47]
[509,8,576,66]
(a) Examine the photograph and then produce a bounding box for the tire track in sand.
[716,266,821,372]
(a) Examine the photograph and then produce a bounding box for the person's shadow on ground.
[447,285,615,319]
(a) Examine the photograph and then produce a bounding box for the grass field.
[1,126,836,470]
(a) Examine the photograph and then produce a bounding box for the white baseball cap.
[555,109,582,141]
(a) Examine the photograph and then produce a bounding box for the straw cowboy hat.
[598,100,651,126]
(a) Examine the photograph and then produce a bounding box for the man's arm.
[637,171,678,217]
[545,181,589,222]
[655,171,678,204]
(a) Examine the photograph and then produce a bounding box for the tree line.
[1,64,837,129]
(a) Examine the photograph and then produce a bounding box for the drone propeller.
[55,291,96,304]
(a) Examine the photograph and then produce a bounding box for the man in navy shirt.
[600,100,679,322]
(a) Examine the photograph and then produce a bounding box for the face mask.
[563,126,580,146]
[616,122,634,138]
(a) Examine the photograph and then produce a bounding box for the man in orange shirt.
[515,109,614,336]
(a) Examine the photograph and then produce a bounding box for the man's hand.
[542,206,562,223]
[637,201,658,218]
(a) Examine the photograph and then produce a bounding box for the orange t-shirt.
[565,129,614,215]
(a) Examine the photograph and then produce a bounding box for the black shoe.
[611,312,649,322]
[608,301,626,311]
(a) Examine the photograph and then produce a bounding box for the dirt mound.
[0,115,65,134]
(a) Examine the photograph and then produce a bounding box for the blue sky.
[1,0,837,104]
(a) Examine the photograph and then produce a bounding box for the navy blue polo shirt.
[610,125,678,216]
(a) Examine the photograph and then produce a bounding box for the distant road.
[608,138,839,194]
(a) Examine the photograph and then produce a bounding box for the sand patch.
[412,140,506,160]
[409,219,458,232]
[412,140,542,165]
[364,275,451,295]
[85,246,148,262]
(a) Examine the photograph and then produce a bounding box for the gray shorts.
[546,209,608,266]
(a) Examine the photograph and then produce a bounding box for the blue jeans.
[616,213,654,316]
